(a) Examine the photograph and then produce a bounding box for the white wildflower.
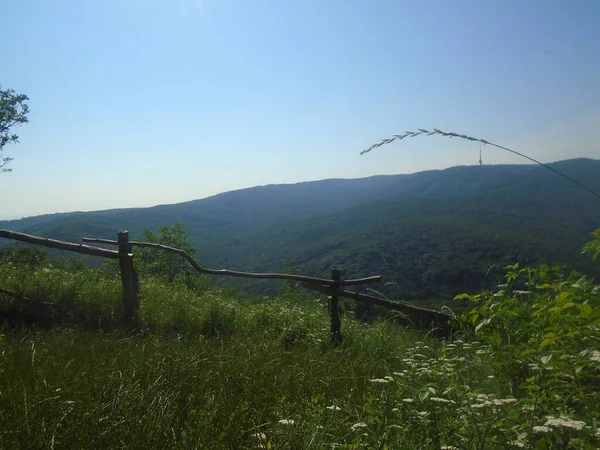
[278,419,295,425]
[490,398,517,406]
[326,405,341,411]
[430,397,455,404]
[440,446,459,450]
[384,375,394,381]
[251,433,267,440]
[350,422,367,431]
[533,426,551,433]
[369,378,389,384]
[471,398,517,408]
[590,350,600,363]
[402,398,414,403]
[545,416,586,431]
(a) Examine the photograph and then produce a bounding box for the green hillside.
[214,159,600,301]
[2,158,599,302]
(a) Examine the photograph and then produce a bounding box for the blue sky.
[2,0,599,219]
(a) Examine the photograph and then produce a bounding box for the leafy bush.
[582,228,600,260]
[454,262,599,448]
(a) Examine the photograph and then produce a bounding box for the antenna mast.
[479,144,483,166]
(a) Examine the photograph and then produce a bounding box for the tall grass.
[1,259,599,448]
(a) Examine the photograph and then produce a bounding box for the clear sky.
[2,0,599,219]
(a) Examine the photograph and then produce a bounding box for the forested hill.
[220,158,600,301]
[2,158,599,302]
[1,174,411,243]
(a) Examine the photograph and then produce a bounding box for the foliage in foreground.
[1,248,599,449]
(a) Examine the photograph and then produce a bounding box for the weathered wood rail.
[81,238,382,287]
[0,229,125,259]
[1,228,453,339]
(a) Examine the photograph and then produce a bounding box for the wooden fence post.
[118,231,139,330]
[330,268,343,345]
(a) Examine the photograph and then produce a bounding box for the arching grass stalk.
[359,128,600,201]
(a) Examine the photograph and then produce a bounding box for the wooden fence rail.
[1,228,453,339]
[81,238,382,287]
[82,236,453,338]
[0,229,125,259]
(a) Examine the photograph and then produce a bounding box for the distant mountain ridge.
[2,158,599,302]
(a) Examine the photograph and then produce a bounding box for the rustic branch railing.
[1,228,453,338]
[0,229,139,329]
[0,230,125,259]
[302,283,451,321]
[84,236,453,338]
[81,237,381,287]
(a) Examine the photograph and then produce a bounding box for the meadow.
[0,245,598,449]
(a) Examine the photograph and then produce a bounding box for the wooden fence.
[0,229,453,339]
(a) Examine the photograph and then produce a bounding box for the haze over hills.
[2,158,599,302]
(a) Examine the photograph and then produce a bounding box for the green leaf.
[418,390,430,401]
[475,318,491,334]
[578,303,592,318]
[540,354,553,365]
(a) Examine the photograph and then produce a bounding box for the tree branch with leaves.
[583,229,600,261]
[1,85,30,172]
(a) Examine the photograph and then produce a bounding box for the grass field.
[0,258,598,449]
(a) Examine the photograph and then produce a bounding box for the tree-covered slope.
[217,159,600,300]
[2,158,599,301]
